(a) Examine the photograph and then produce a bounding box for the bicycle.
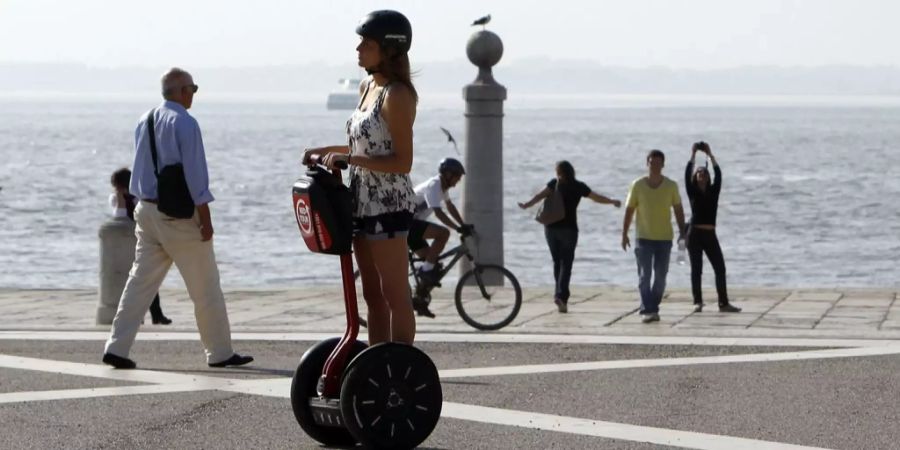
[357,229,522,331]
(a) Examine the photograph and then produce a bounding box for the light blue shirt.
[130,100,214,205]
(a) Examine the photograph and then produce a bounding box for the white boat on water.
[326,78,360,110]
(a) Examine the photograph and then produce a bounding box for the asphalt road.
[1,340,899,449]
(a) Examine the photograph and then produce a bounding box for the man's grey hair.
[161,67,192,97]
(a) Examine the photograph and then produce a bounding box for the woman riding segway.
[291,10,442,449]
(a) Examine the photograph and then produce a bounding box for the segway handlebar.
[304,154,349,170]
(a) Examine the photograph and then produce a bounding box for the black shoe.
[151,316,172,325]
[418,268,442,288]
[102,353,136,369]
[719,303,742,313]
[209,354,254,368]
[415,283,432,299]
[693,303,704,313]
[412,297,436,318]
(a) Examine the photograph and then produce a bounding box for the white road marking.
[0,383,206,404]
[218,378,289,398]
[440,402,831,450]
[0,354,228,386]
[439,345,900,378]
[6,346,897,404]
[1,331,898,348]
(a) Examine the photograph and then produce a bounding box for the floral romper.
[346,81,416,239]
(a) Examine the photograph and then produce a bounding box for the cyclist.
[408,158,473,314]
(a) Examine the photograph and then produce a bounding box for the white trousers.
[104,202,234,364]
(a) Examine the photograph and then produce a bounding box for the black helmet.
[356,10,412,54]
[439,157,465,175]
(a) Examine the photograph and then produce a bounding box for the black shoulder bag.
[146,110,196,219]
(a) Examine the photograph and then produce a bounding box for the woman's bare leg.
[370,236,415,344]
[354,237,391,344]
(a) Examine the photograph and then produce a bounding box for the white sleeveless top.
[108,193,128,218]
[345,81,416,218]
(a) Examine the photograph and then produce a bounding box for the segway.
[290,156,442,449]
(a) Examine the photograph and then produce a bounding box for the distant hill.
[1,61,898,98]
[489,59,900,96]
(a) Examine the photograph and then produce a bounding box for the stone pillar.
[461,29,507,282]
[96,218,136,324]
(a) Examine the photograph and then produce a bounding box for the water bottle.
[676,238,686,265]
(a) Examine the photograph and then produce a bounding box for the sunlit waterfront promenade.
[1,286,897,338]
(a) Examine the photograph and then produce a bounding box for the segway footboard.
[308,397,344,427]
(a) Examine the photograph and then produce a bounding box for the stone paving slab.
[0,287,898,339]
[785,291,842,302]
[835,297,894,307]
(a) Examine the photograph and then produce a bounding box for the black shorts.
[353,211,413,240]
[407,219,432,251]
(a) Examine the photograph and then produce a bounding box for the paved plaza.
[1,286,899,449]
[2,286,899,337]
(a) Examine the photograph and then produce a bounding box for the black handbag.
[146,110,195,219]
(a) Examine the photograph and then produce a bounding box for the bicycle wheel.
[454,264,522,330]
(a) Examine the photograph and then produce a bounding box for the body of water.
[1,96,898,289]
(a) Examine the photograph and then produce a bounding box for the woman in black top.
[519,161,621,313]
[684,142,740,313]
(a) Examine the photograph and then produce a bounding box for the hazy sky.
[1,0,898,69]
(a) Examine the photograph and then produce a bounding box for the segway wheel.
[291,337,367,446]
[340,343,442,449]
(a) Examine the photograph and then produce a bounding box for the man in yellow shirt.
[621,150,686,323]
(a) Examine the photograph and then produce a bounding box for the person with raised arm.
[684,141,741,313]
[519,160,621,313]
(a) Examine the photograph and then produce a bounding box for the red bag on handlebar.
[292,167,353,255]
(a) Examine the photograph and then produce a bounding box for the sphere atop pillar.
[466,30,503,69]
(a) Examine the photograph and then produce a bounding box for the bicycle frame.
[409,234,481,296]
[405,230,521,330]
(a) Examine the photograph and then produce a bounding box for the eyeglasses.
[183,84,199,93]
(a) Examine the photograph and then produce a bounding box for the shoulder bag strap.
[146,108,159,177]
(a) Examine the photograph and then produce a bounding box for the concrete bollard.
[96,218,136,325]
[460,29,506,283]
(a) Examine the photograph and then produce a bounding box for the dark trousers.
[545,227,578,303]
[687,228,729,305]
[148,294,165,320]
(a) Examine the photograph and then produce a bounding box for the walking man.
[102,68,253,369]
[621,149,686,323]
